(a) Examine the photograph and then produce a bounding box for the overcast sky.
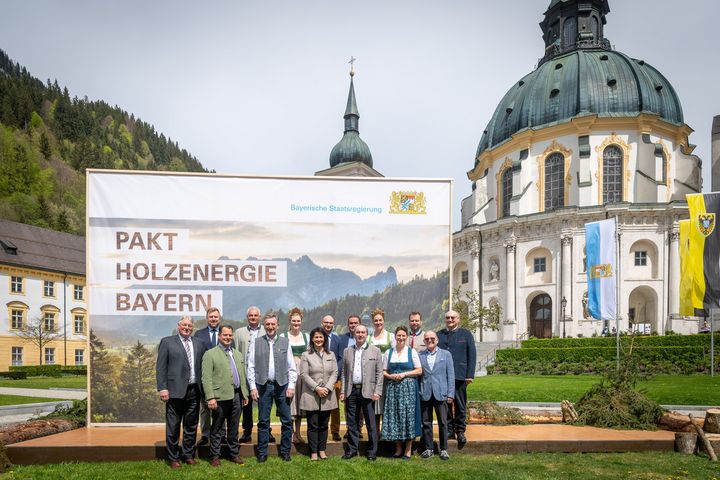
[2,0,718,230]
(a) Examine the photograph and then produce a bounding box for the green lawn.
[0,395,65,406]
[4,452,720,479]
[0,377,86,390]
[469,374,720,405]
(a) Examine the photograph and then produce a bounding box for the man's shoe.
[332,433,342,442]
[183,458,197,465]
[169,461,181,470]
[342,452,358,460]
[210,458,221,467]
[197,436,209,447]
[457,433,467,445]
[420,449,433,459]
[230,456,245,465]
[239,433,252,443]
[439,450,450,461]
[366,455,376,461]
[269,434,276,443]
[280,453,291,462]
[257,456,267,463]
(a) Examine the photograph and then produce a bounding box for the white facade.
[454,119,703,342]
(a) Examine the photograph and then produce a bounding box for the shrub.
[0,371,28,379]
[9,365,63,377]
[45,400,87,428]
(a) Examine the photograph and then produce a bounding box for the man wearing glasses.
[437,310,476,446]
[418,331,454,460]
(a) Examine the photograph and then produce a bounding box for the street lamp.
[561,296,567,339]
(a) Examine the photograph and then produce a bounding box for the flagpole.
[615,216,621,370]
[712,308,715,377]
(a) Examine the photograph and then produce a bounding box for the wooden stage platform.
[6,424,675,464]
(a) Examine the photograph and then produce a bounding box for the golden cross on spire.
[349,56,356,76]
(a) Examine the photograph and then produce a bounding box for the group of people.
[155,306,477,468]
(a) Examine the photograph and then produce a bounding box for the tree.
[447,287,503,333]
[89,329,119,421]
[12,316,62,365]
[117,341,163,422]
[39,131,51,159]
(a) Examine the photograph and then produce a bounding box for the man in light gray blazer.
[339,324,383,461]
[418,330,455,460]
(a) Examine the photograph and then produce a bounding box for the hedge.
[9,365,64,377]
[61,366,87,376]
[0,371,28,379]
[497,346,706,363]
[521,334,712,349]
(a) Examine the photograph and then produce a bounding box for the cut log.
[561,400,578,423]
[689,413,718,461]
[674,432,698,454]
[704,409,720,434]
[658,412,698,432]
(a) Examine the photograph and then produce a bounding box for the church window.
[44,280,55,297]
[502,168,513,217]
[45,348,56,365]
[461,270,469,284]
[544,153,565,211]
[10,276,23,294]
[11,309,23,329]
[602,145,623,203]
[634,251,647,266]
[533,257,547,273]
[11,347,23,366]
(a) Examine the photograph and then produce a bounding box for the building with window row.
[0,219,87,369]
[453,0,702,343]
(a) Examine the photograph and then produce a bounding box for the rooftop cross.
[348,56,356,76]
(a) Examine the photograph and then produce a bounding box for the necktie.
[183,337,193,366]
[210,330,216,346]
[227,348,240,388]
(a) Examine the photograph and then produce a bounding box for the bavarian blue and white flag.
[585,218,617,321]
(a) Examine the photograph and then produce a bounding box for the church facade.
[453,0,702,342]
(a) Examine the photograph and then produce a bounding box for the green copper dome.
[330,75,373,168]
[476,0,684,158]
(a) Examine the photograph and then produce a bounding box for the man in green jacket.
[202,325,249,466]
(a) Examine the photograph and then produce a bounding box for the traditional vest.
[253,335,290,386]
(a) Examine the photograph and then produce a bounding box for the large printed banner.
[87,171,451,423]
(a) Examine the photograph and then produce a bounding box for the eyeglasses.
[425,338,437,342]
[445,316,457,319]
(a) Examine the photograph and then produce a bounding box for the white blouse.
[383,346,421,370]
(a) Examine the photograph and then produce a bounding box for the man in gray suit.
[339,324,383,461]
[234,306,268,443]
[418,330,455,460]
[156,316,207,469]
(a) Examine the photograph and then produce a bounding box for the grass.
[0,376,86,390]
[0,395,65,406]
[3,452,720,479]
[469,374,720,405]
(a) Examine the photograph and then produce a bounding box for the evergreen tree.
[117,341,163,422]
[89,330,119,422]
[39,131,51,159]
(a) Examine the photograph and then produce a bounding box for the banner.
[585,218,617,321]
[686,192,720,312]
[86,171,451,423]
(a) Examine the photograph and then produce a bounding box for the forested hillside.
[0,49,208,234]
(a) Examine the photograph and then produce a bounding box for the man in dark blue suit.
[193,307,222,446]
[437,309,476,446]
[322,314,343,441]
[156,316,207,469]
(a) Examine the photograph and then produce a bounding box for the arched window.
[501,167,513,217]
[603,145,623,203]
[562,17,576,48]
[544,152,565,211]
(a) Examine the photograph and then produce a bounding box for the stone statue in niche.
[582,246,587,272]
[582,291,590,319]
[489,259,500,282]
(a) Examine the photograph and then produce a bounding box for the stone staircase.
[475,332,529,376]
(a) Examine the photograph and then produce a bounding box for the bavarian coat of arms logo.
[697,213,716,237]
[389,191,427,214]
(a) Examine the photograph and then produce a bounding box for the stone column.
[504,238,516,332]
[668,228,680,325]
[561,236,573,334]
[470,242,481,341]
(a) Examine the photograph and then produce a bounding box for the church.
[452,0,703,344]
